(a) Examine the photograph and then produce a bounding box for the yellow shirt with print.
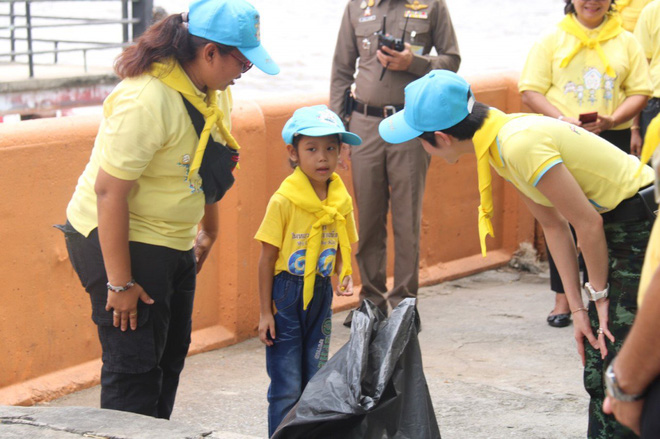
[66,73,233,251]
[489,115,654,210]
[255,193,358,278]
[635,0,660,98]
[519,14,651,129]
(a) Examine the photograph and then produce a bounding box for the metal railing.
[0,0,153,77]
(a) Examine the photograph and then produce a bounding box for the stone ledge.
[0,406,259,439]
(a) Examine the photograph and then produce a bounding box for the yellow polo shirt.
[255,194,358,277]
[635,0,660,98]
[519,14,651,129]
[488,114,654,210]
[66,73,233,251]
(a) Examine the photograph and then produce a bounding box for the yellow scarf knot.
[472,108,531,257]
[149,59,240,185]
[275,167,354,310]
[558,13,623,78]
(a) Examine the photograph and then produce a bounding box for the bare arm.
[195,203,219,273]
[334,250,353,296]
[95,168,153,331]
[258,242,279,346]
[630,113,643,157]
[535,164,612,359]
[521,90,582,126]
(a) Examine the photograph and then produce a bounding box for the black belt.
[354,100,404,118]
[601,185,657,223]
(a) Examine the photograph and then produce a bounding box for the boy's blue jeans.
[266,271,333,436]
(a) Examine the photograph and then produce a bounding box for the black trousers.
[59,222,196,419]
[640,98,660,143]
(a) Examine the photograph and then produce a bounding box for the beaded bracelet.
[107,279,136,293]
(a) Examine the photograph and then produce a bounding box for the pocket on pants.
[57,223,92,288]
[97,315,157,374]
[272,275,300,313]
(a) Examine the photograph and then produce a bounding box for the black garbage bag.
[271,298,441,439]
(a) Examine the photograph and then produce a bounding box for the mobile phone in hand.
[579,112,598,123]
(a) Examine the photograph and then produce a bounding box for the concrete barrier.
[0,71,535,405]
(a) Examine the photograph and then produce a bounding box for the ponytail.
[114,13,234,78]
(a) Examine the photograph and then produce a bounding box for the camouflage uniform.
[584,217,653,439]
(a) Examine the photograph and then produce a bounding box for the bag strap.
[180,94,206,140]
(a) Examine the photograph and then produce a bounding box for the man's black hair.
[418,101,490,145]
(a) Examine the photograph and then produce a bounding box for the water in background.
[1,0,566,100]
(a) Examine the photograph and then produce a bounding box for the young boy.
[379,70,655,439]
[255,105,362,436]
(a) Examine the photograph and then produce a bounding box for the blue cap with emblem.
[282,105,362,146]
[379,69,475,144]
[188,0,279,75]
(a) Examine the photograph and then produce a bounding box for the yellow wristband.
[630,125,640,130]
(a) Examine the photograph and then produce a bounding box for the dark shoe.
[547,312,571,328]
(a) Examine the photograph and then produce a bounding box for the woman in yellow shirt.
[59,0,278,419]
[519,0,651,329]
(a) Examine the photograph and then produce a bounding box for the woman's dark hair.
[288,134,342,169]
[564,0,615,15]
[114,13,234,79]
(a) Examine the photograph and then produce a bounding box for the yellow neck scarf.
[150,59,240,182]
[558,13,623,77]
[276,167,354,310]
[638,115,660,174]
[472,108,530,257]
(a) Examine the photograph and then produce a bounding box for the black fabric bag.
[181,95,239,204]
[637,184,658,220]
[272,298,441,439]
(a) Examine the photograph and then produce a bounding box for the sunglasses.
[228,51,253,73]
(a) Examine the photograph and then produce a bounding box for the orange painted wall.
[0,72,535,405]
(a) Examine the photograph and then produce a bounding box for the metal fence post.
[121,0,128,43]
[25,0,33,77]
[9,1,15,61]
[131,0,153,40]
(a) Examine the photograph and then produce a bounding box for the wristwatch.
[605,362,645,402]
[584,282,609,301]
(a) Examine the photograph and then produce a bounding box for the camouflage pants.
[585,217,652,439]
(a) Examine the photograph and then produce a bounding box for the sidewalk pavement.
[3,268,590,438]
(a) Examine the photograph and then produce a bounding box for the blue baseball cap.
[188,0,279,75]
[282,105,362,146]
[379,70,475,144]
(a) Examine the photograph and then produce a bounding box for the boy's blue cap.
[379,70,475,144]
[188,0,279,75]
[282,105,363,146]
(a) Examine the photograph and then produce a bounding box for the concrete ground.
[4,268,590,438]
